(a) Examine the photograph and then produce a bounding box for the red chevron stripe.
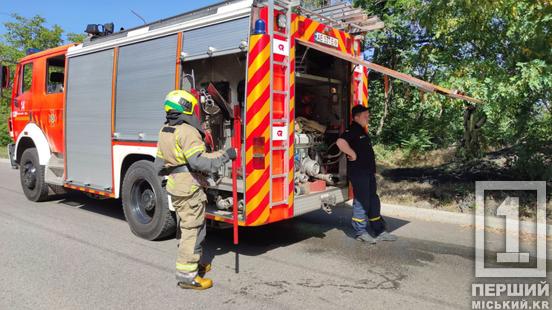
[337,31,347,52]
[245,88,270,121]
[245,168,270,199]
[245,193,269,225]
[245,109,269,142]
[247,59,270,86]
[302,17,312,31]
[248,37,268,66]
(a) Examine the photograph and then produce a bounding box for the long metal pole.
[232,106,241,245]
[232,105,241,273]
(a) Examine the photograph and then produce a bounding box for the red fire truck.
[0,0,478,241]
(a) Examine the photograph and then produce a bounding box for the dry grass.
[375,145,457,169]
[375,144,552,223]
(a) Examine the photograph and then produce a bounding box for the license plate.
[314,32,339,48]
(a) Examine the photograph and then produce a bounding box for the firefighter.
[155,89,237,290]
[336,105,397,243]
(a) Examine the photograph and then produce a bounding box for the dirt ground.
[375,147,552,223]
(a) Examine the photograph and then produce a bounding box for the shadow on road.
[50,190,411,258]
[201,206,410,263]
[33,191,552,274]
[55,191,126,221]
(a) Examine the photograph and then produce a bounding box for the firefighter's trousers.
[349,173,386,236]
[172,189,207,275]
[351,199,368,237]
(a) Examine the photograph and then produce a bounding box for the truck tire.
[122,160,176,240]
[19,148,49,202]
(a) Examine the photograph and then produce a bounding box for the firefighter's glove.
[225,148,237,160]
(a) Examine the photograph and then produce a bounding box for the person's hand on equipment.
[225,148,238,160]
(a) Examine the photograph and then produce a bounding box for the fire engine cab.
[0,0,478,241]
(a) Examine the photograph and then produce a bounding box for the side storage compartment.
[65,49,114,191]
[114,35,177,141]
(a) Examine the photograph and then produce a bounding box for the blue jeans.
[351,199,368,237]
[350,173,385,236]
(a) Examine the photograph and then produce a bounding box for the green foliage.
[355,0,552,167]
[66,32,86,43]
[400,128,435,160]
[300,0,327,10]
[1,14,63,65]
[1,14,80,146]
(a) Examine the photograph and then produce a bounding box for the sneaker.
[375,231,397,241]
[356,233,376,244]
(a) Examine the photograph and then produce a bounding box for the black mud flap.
[7,143,17,169]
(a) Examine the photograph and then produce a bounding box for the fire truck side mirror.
[1,66,9,89]
[0,65,9,98]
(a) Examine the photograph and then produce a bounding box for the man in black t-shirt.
[337,105,397,243]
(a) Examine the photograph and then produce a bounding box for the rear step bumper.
[294,186,348,216]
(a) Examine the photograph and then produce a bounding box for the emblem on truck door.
[48,112,56,126]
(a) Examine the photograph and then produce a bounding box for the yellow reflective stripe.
[174,145,187,164]
[167,177,175,187]
[156,149,164,159]
[369,216,381,222]
[176,262,198,272]
[352,217,365,223]
[184,145,205,158]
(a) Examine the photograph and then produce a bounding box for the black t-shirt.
[340,122,376,175]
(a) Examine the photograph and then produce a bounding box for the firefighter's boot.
[176,271,213,290]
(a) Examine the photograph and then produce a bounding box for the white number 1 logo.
[496,196,530,263]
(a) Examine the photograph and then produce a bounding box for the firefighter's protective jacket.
[155,122,230,196]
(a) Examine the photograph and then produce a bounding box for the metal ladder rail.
[268,0,296,207]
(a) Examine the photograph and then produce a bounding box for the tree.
[1,14,63,65]
[66,32,86,43]
[353,0,552,163]
[0,14,70,146]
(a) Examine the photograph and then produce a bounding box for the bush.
[0,103,11,146]
[400,129,435,161]
[510,141,552,181]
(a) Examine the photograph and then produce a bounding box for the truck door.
[12,61,34,139]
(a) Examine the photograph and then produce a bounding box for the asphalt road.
[0,162,550,310]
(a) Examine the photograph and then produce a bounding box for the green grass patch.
[0,145,7,159]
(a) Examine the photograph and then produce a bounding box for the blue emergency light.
[26,48,41,55]
[253,19,266,35]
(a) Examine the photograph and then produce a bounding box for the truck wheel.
[19,148,49,202]
[122,160,175,240]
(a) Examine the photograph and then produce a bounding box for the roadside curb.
[345,200,552,237]
[0,158,10,164]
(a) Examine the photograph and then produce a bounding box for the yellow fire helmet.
[164,90,198,115]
